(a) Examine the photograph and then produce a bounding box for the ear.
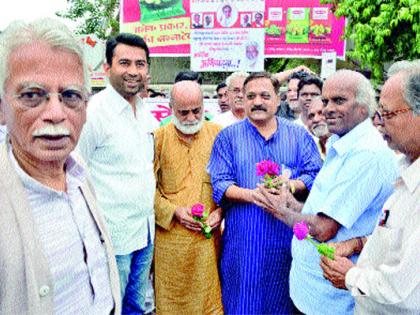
[103,62,111,76]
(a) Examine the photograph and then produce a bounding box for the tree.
[322,0,420,81]
[57,0,120,39]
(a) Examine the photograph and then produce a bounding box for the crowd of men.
[0,18,419,315]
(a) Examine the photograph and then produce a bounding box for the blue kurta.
[208,117,322,314]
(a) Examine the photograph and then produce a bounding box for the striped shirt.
[207,117,322,314]
[9,150,114,315]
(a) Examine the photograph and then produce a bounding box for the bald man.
[254,70,399,315]
[153,81,223,314]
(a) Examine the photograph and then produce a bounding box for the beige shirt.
[346,157,420,315]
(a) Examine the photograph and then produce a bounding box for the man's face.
[322,77,367,136]
[287,78,300,110]
[205,16,211,25]
[223,6,232,18]
[299,83,321,112]
[0,42,86,165]
[217,86,229,112]
[194,14,200,24]
[244,15,249,23]
[244,77,279,125]
[307,98,329,138]
[255,14,262,23]
[228,76,246,112]
[172,88,204,135]
[246,45,258,61]
[105,43,148,99]
[378,74,420,155]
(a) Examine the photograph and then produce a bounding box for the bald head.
[170,81,204,135]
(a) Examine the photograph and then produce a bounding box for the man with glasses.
[0,18,120,314]
[213,71,249,128]
[208,72,322,314]
[321,68,420,314]
[77,33,158,314]
[253,70,399,315]
[154,81,223,314]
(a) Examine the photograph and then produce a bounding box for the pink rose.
[293,221,309,240]
[191,203,205,218]
[256,160,280,176]
[266,161,280,176]
[256,160,269,176]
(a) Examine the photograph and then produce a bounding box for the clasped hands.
[174,206,222,232]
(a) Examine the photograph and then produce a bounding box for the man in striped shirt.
[0,18,120,314]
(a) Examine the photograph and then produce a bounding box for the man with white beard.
[153,81,223,314]
[307,98,331,159]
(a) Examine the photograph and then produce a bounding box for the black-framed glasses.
[374,107,412,123]
[11,84,88,110]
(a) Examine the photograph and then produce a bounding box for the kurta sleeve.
[296,131,323,190]
[153,128,178,230]
[207,130,236,205]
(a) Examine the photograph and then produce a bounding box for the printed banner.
[79,34,107,87]
[120,0,346,59]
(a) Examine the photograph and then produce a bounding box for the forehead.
[322,78,356,99]
[380,76,406,110]
[112,43,147,61]
[245,78,275,93]
[230,76,246,88]
[217,86,227,93]
[5,42,84,91]
[173,90,202,109]
[300,83,321,93]
[309,100,324,114]
[288,79,299,89]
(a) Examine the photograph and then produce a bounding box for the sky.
[0,0,75,31]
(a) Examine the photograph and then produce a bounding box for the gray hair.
[226,71,249,89]
[387,60,420,78]
[355,76,377,117]
[404,70,420,116]
[0,18,90,98]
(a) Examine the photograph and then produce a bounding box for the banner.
[79,34,107,87]
[120,0,346,59]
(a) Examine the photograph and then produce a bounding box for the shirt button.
[39,285,50,297]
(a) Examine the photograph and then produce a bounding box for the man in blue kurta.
[207,72,322,314]
[254,70,399,315]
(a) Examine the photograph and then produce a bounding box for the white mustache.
[32,125,71,137]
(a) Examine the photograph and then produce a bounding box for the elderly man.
[306,98,331,159]
[216,82,229,113]
[0,18,120,314]
[212,71,249,127]
[208,72,322,314]
[77,33,158,313]
[320,69,420,314]
[244,41,260,70]
[254,70,399,315]
[154,81,223,314]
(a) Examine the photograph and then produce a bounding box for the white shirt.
[212,110,242,128]
[0,125,7,143]
[77,85,158,255]
[346,157,420,315]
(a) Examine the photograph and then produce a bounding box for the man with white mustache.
[0,18,120,314]
[307,98,331,159]
[153,81,223,314]
[77,33,158,313]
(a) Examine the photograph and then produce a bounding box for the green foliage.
[57,0,120,39]
[266,58,321,75]
[321,0,420,81]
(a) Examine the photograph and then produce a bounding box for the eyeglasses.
[228,87,243,94]
[11,84,88,110]
[374,107,412,123]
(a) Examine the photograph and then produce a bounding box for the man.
[212,71,249,128]
[192,13,203,28]
[219,4,236,27]
[244,41,260,70]
[297,75,323,125]
[154,81,223,314]
[216,82,229,113]
[77,33,158,314]
[241,14,251,27]
[254,70,399,315]
[204,15,214,28]
[208,72,322,314]
[306,98,331,159]
[320,69,420,314]
[0,18,120,314]
[253,12,264,27]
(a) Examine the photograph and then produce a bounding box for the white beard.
[172,115,204,135]
[311,123,329,138]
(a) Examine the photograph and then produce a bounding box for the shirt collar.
[105,84,143,116]
[8,142,86,195]
[327,118,373,156]
[401,157,420,193]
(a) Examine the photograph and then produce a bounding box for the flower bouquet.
[293,221,335,260]
[191,203,212,239]
[256,160,284,189]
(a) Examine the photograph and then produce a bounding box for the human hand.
[206,207,223,229]
[320,255,354,289]
[328,240,358,257]
[253,184,290,214]
[174,207,202,232]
